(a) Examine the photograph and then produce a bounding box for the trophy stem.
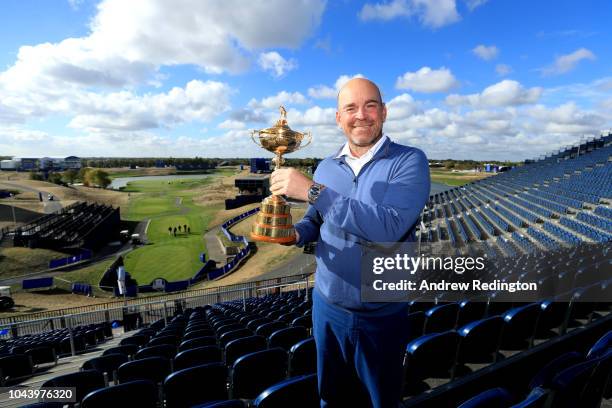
[272,153,284,170]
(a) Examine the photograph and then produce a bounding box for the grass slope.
[430,169,493,186]
[121,172,230,285]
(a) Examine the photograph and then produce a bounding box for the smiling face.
[336,78,387,155]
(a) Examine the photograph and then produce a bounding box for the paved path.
[203,226,227,264]
[0,181,62,214]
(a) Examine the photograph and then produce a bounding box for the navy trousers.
[312,289,410,408]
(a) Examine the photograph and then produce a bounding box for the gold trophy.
[250,106,311,243]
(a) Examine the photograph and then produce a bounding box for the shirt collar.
[335,134,389,160]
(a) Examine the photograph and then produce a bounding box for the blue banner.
[23,277,53,290]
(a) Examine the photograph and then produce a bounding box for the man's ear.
[335,111,341,126]
[382,103,387,122]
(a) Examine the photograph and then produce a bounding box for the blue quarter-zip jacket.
[295,137,430,311]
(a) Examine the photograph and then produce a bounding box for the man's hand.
[270,168,313,201]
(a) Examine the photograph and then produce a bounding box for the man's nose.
[355,106,367,119]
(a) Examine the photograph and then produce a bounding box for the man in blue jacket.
[270,78,430,407]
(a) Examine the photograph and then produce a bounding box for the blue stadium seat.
[268,327,309,351]
[216,323,245,338]
[212,318,237,330]
[134,344,176,360]
[403,331,460,395]
[581,349,612,407]
[456,300,487,328]
[456,316,504,366]
[193,401,246,408]
[81,353,129,384]
[184,323,212,334]
[42,370,105,406]
[103,344,139,358]
[291,315,312,331]
[119,335,147,347]
[457,387,513,408]
[423,303,460,334]
[544,358,601,408]
[147,334,179,347]
[246,318,273,331]
[535,300,567,337]
[253,373,319,408]
[406,311,425,343]
[278,312,301,324]
[25,346,57,366]
[255,322,287,337]
[587,330,612,358]
[509,388,548,408]
[174,345,223,370]
[178,336,217,352]
[81,379,157,408]
[117,356,171,384]
[183,328,215,340]
[288,337,316,377]
[219,328,253,347]
[164,362,229,408]
[528,351,583,390]
[500,303,540,349]
[230,348,288,399]
[225,335,267,366]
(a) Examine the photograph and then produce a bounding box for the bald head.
[335,77,387,157]
[337,78,383,109]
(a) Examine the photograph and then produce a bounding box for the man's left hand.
[270,168,313,201]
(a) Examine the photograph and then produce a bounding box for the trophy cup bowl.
[250,106,311,244]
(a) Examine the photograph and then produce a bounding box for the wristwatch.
[308,182,325,204]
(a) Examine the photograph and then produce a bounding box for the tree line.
[30,168,111,188]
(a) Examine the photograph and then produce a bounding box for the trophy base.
[249,232,296,244]
[251,195,296,244]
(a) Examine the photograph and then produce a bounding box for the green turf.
[430,176,472,186]
[119,170,232,284]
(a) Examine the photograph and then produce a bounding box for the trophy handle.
[250,130,262,147]
[297,131,312,150]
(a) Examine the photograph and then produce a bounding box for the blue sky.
[0,0,611,160]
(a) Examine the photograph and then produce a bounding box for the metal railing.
[0,269,315,339]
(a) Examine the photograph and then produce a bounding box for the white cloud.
[465,0,488,11]
[0,0,326,138]
[359,0,460,29]
[0,0,325,95]
[68,0,84,10]
[446,80,542,107]
[307,85,337,99]
[540,48,596,76]
[495,64,512,76]
[307,74,365,99]
[217,120,246,130]
[396,67,458,93]
[88,0,324,73]
[68,80,233,132]
[248,91,308,109]
[472,44,499,61]
[386,93,422,120]
[526,102,605,134]
[257,52,298,78]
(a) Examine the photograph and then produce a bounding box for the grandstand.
[0,241,609,407]
[423,132,612,254]
[7,202,120,250]
[0,133,610,407]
